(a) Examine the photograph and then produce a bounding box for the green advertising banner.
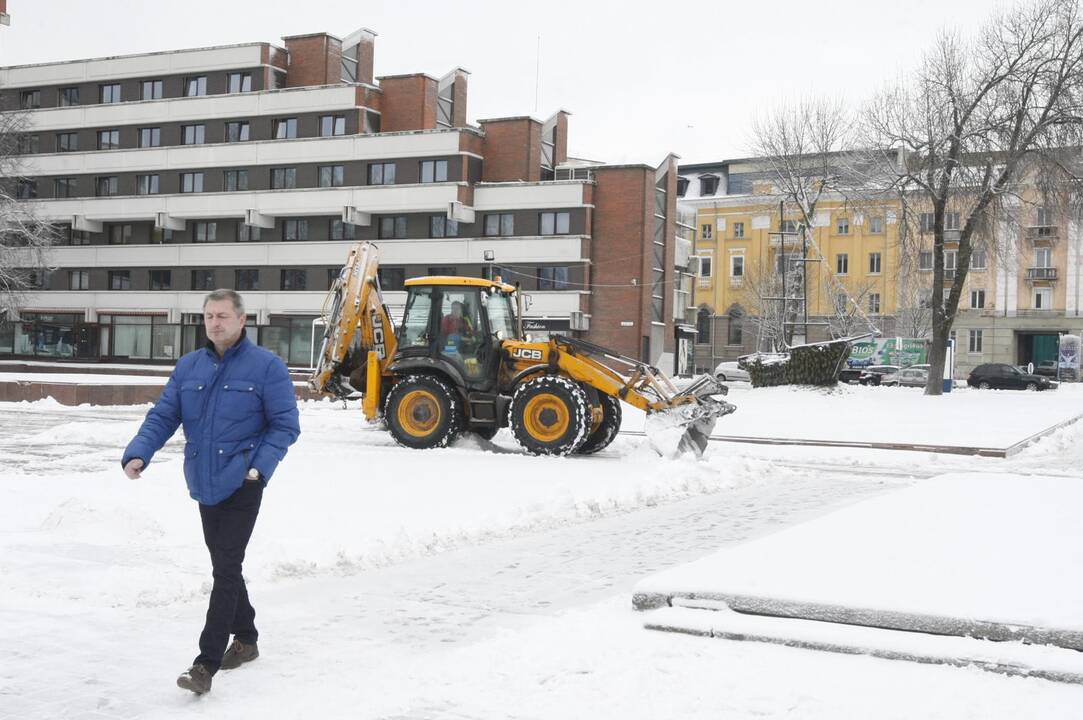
[846,338,928,367]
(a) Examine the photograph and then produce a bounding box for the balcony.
[1026,226,1059,245]
[942,229,960,245]
[1026,267,1058,283]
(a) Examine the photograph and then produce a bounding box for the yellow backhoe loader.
[309,242,735,457]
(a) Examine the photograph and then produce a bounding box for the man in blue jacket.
[122,289,300,695]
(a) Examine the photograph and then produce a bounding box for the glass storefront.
[261,316,317,366]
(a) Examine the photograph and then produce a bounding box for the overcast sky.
[1,0,1010,165]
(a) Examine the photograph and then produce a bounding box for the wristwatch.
[246,468,261,482]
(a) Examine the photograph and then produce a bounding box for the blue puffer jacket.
[122,333,301,505]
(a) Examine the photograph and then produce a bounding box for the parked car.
[839,366,864,384]
[713,360,751,383]
[967,363,1056,391]
[1034,360,1059,377]
[860,365,900,386]
[887,367,929,388]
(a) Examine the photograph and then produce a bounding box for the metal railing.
[1026,267,1058,281]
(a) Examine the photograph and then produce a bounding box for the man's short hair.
[203,289,245,315]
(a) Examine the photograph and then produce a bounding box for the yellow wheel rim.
[397,390,441,437]
[522,394,570,442]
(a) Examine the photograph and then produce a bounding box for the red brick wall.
[554,111,569,165]
[661,155,679,354]
[355,86,382,113]
[587,167,652,359]
[479,118,542,182]
[451,74,468,127]
[357,35,375,85]
[459,132,484,157]
[284,34,341,87]
[379,75,438,132]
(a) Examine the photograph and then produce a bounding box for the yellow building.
[678,159,1083,376]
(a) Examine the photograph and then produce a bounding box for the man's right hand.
[124,459,145,479]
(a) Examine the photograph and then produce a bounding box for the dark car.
[839,366,864,384]
[967,363,1055,391]
[860,365,900,386]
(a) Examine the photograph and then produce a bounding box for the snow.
[2,386,1083,717]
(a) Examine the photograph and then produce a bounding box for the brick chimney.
[341,27,377,85]
[282,33,342,87]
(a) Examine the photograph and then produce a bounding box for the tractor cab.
[395,276,519,390]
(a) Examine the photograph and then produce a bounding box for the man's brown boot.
[220,639,259,670]
[176,664,212,694]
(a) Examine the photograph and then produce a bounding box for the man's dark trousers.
[195,479,263,674]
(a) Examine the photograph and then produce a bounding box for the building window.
[868,293,881,314]
[329,220,355,241]
[732,222,745,239]
[20,90,40,109]
[273,118,298,139]
[971,289,986,309]
[16,180,37,199]
[697,254,713,278]
[97,129,120,150]
[271,167,297,190]
[136,174,159,195]
[420,159,448,183]
[149,270,172,290]
[484,213,515,237]
[139,127,161,148]
[109,270,131,290]
[280,269,307,291]
[96,176,119,197]
[141,79,163,101]
[836,253,849,275]
[919,251,933,270]
[225,121,250,143]
[379,216,408,239]
[284,219,309,241]
[368,162,396,185]
[869,216,885,234]
[224,170,249,192]
[180,172,204,193]
[237,225,261,242]
[18,133,39,154]
[318,165,344,188]
[70,229,91,246]
[68,270,89,290]
[968,329,983,354]
[191,269,216,291]
[364,111,381,134]
[377,267,405,291]
[235,269,260,291]
[59,87,80,106]
[868,252,882,274]
[182,124,206,145]
[780,220,800,234]
[150,228,173,244]
[1035,288,1052,309]
[100,84,121,104]
[428,266,457,277]
[227,73,252,94]
[56,132,78,152]
[184,76,208,97]
[728,308,743,346]
[699,176,719,195]
[540,211,570,235]
[731,255,744,277]
[971,250,987,270]
[945,212,960,230]
[700,223,713,240]
[537,266,570,290]
[54,177,77,198]
[836,217,850,234]
[319,114,345,137]
[919,213,934,232]
[430,216,458,238]
[676,177,689,197]
[696,308,711,344]
[193,222,216,243]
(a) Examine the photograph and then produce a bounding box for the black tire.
[1025,382,1038,391]
[576,393,622,455]
[979,381,991,390]
[716,374,727,382]
[508,376,592,456]
[385,375,461,449]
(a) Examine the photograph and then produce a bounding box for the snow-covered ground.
[2,386,1082,718]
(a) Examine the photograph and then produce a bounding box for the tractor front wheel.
[385,375,461,449]
[576,393,622,455]
[509,376,591,456]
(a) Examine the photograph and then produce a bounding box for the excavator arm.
[309,242,398,413]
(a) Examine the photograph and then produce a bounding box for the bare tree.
[859,0,1083,394]
[0,109,57,319]
[750,98,884,345]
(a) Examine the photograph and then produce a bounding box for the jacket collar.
[204,328,250,360]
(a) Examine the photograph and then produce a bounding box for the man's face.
[204,299,245,347]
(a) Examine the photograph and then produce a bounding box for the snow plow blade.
[645,376,736,458]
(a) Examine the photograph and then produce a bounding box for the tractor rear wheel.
[576,393,622,455]
[385,375,461,449]
[509,376,591,456]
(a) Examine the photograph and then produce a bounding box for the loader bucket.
[644,375,736,458]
